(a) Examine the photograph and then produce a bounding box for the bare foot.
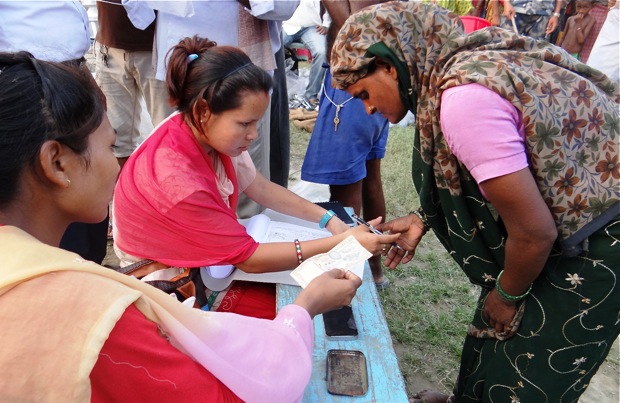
[412,389,455,403]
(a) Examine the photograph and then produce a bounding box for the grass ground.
[289,120,619,401]
[290,123,474,395]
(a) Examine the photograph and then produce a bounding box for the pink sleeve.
[440,83,528,184]
[187,304,315,403]
[91,304,242,402]
[92,303,315,403]
[233,151,257,193]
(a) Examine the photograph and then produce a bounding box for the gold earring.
[66,179,71,187]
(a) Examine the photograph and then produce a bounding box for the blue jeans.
[282,26,327,101]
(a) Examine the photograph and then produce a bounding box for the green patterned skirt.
[456,216,620,402]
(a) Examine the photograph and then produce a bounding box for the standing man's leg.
[329,160,388,288]
[300,26,327,104]
[136,50,175,127]
[329,182,363,215]
[362,158,387,288]
[94,43,142,169]
[281,30,296,50]
[270,43,291,189]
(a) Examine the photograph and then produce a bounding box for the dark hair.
[166,35,273,128]
[0,52,105,207]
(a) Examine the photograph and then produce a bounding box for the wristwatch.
[552,12,561,17]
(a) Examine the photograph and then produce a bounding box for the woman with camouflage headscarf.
[330,1,619,401]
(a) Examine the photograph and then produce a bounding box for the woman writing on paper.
[329,2,618,401]
[113,36,398,318]
[0,51,362,402]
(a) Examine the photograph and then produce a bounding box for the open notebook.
[200,209,367,291]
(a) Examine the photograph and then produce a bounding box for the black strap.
[115,259,155,276]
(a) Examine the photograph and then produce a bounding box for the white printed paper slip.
[290,235,372,288]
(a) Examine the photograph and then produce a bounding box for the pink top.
[114,113,259,267]
[440,83,528,197]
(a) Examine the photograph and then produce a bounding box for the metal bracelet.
[409,207,430,234]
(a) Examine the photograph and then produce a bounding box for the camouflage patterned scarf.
[331,2,619,282]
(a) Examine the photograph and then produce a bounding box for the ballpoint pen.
[351,213,404,251]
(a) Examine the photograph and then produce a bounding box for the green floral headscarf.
[331,2,619,278]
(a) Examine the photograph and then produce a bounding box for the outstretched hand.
[293,269,362,318]
[349,216,400,256]
[376,214,426,269]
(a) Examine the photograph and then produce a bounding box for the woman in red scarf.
[113,36,397,318]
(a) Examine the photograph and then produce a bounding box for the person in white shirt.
[587,2,619,82]
[282,0,328,107]
[0,0,91,63]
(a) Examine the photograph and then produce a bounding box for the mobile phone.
[323,305,358,339]
[326,349,368,396]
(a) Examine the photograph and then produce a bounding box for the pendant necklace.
[323,85,354,131]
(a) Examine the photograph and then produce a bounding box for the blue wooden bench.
[277,265,408,402]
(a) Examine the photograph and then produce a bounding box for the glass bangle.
[495,270,532,302]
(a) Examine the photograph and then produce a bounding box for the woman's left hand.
[483,289,518,334]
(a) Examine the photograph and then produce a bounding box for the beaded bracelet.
[495,270,532,302]
[294,239,303,265]
[410,207,431,234]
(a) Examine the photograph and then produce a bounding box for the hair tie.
[223,62,252,79]
[187,53,199,64]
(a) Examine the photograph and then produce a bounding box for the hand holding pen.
[351,213,405,252]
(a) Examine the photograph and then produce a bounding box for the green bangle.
[495,270,532,302]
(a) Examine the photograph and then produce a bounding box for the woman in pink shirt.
[329,2,619,402]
